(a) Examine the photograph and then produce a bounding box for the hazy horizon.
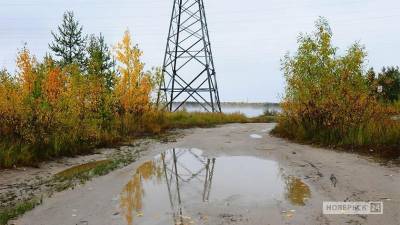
[1,0,399,102]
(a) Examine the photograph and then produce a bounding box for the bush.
[0,32,160,168]
[377,67,400,102]
[273,18,400,151]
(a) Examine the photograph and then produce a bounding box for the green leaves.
[276,17,400,148]
[49,11,87,68]
[377,67,400,102]
[86,33,116,91]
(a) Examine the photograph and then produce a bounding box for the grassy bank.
[0,110,274,168]
[272,117,400,159]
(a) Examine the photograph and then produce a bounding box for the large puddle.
[119,149,311,225]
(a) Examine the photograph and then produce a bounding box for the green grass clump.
[0,199,40,225]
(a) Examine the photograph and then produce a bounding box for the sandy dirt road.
[9,123,400,225]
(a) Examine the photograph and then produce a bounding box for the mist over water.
[172,102,280,117]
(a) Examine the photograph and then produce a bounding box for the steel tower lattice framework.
[158,0,221,112]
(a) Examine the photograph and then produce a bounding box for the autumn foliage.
[0,32,161,168]
[273,18,400,151]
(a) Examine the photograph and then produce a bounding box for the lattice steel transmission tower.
[157,0,221,112]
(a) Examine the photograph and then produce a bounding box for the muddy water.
[55,160,111,179]
[119,149,310,225]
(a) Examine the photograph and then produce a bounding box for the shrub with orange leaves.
[42,67,66,105]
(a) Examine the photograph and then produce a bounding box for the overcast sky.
[0,0,399,102]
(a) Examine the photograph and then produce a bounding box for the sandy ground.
[5,123,400,225]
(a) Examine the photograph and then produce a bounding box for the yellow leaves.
[115,30,152,114]
[16,46,37,97]
[115,30,144,75]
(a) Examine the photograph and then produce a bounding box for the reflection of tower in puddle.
[162,149,215,225]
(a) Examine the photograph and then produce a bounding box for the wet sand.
[6,123,400,225]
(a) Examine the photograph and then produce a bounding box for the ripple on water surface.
[119,148,311,225]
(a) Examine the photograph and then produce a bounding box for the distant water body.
[172,102,281,117]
